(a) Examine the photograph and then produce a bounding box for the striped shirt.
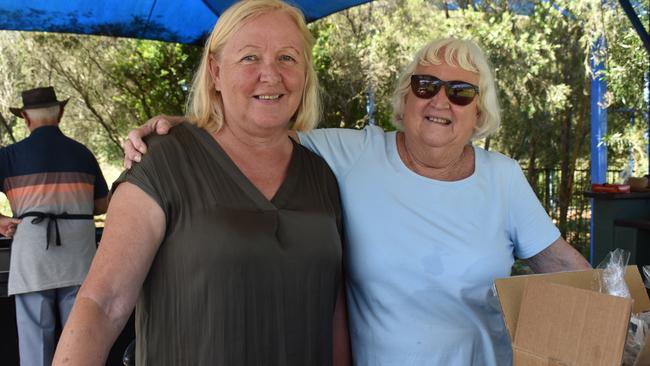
[0,125,108,295]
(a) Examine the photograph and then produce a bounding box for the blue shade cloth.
[0,0,371,45]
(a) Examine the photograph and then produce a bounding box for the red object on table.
[591,183,631,193]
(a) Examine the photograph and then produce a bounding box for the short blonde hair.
[186,0,320,132]
[391,37,501,140]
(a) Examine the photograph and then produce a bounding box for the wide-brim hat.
[9,86,69,118]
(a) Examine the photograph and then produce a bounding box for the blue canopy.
[0,0,371,45]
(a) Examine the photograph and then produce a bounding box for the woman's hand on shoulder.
[123,115,182,169]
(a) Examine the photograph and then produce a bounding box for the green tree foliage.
[0,0,645,252]
[0,32,201,162]
[600,1,649,174]
[0,32,33,146]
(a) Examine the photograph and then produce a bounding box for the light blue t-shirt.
[299,126,560,366]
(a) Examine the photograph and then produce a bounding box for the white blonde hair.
[391,37,501,140]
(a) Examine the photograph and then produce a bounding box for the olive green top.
[114,123,343,366]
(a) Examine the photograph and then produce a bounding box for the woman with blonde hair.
[125,36,590,366]
[53,1,349,365]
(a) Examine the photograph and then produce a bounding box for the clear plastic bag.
[592,249,644,365]
[593,248,631,299]
[622,311,650,366]
[595,251,650,366]
[626,266,650,366]
[642,266,650,289]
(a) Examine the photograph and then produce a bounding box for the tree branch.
[0,113,16,145]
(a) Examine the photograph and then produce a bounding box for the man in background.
[0,86,108,366]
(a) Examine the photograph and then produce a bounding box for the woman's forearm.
[52,295,126,365]
[54,182,166,365]
[526,237,591,273]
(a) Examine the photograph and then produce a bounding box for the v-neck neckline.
[187,123,300,211]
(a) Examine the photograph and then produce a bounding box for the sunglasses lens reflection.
[447,83,477,106]
[415,82,441,99]
[410,75,478,106]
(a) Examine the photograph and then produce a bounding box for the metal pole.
[590,36,608,264]
[590,37,608,185]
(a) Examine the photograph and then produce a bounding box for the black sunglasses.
[410,74,480,106]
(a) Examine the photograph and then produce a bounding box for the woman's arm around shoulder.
[52,182,166,365]
[525,237,592,273]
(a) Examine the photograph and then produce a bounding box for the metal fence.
[525,168,622,258]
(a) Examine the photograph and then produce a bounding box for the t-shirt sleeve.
[297,127,370,177]
[507,160,561,259]
[111,136,172,219]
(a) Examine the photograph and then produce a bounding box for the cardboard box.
[494,266,650,366]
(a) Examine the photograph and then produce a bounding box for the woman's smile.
[424,114,452,125]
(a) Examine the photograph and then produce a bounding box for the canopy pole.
[590,37,608,185]
[590,36,608,264]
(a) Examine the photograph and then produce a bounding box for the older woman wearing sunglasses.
[124,37,590,365]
